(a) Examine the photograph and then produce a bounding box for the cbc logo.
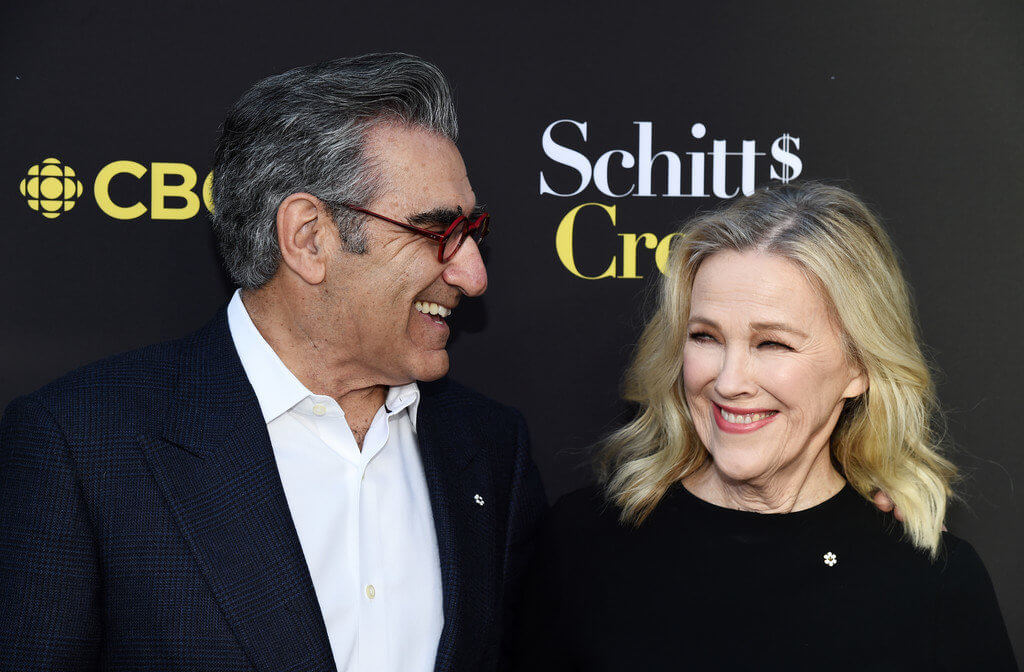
[18,158,214,221]
[19,158,85,219]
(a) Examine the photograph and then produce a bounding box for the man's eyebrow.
[407,206,465,227]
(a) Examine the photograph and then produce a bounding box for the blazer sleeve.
[934,537,1018,670]
[498,410,549,672]
[0,396,102,671]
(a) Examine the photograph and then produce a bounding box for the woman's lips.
[713,403,779,434]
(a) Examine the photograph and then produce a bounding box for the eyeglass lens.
[441,218,469,262]
[441,215,489,262]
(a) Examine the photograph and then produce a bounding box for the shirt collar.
[226,289,423,428]
[226,289,313,423]
[385,381,421,430]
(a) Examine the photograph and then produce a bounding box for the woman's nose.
[713,347,757,399]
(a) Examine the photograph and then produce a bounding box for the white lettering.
[635,122,682,197]
[770,133,802,184]
[593,150,636,198]
[540,119,592,196]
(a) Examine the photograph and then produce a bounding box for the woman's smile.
[712,402,779,433]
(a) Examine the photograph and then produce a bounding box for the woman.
[513,183,1017,670]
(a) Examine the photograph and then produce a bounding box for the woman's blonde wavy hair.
[598,182,957,556]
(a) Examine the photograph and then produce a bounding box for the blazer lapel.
[417,382,495,672]
[417,401,458,672]
[139,310,335,672]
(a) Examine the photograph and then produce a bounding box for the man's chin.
[412,350,450,382]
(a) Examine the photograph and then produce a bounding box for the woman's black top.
[512,483,1017,671]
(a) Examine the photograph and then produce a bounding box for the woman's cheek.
[682,344,716,394]
[757,357,805,407]
[759,356,840,434]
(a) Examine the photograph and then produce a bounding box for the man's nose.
[713,346,757,399]
[442,237,488,297]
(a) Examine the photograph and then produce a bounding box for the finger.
[872,491,894,513]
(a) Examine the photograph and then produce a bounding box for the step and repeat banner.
[3,0,1022,657]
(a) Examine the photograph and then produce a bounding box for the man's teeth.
[414,301,452,318]
[721,409,776,424]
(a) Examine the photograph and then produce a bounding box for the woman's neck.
[683,447,846,514]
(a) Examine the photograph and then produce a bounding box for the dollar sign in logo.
[770,133,802,184]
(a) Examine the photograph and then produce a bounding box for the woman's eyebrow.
[751,321,809,339]
[686,316,718,329]
[686,317,809,339]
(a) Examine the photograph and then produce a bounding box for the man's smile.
[414,300,453,318]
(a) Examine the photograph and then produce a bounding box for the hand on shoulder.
[871,490,947,531]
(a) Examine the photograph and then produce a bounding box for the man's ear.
[276,192,332,285]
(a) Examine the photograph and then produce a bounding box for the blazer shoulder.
[419,377,525,424]
[16,331,200,442]
[37,340,180,395]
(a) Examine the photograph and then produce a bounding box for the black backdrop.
[3,0,1022,660]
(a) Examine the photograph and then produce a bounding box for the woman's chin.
[708,452,771,484]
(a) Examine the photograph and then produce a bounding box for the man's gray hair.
[211,53,459,288]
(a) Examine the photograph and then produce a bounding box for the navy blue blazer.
[0,309,548,672]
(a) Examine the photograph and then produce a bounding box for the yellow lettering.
[94,160,147,220]
[151,163,200,220]
[618,233,658,279]
[555,202,618,279]
[655,232,683,274]
[202,171,214,214]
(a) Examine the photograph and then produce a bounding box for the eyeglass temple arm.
[342,204,446,242]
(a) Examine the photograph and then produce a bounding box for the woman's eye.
[758,340,792,350]
[688,332,716,343]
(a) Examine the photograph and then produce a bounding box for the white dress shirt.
[226,290,444,672]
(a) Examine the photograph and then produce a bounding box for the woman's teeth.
[415,301,452,318]
[720,409,776,424]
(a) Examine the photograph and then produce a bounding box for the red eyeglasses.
[341,204,490,263]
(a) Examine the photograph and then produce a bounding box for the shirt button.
[312,403,327,416]
[365,584,376,600]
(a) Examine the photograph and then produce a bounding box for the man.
[0,54,547,672]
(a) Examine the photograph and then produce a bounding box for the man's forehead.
[365,123,463,174]
[365,123,475,215]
